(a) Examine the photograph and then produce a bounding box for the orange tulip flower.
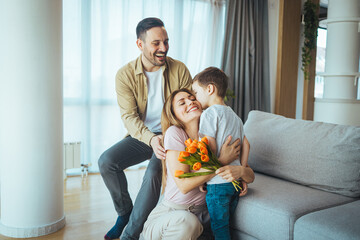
[201,154,209,162]
[201,137,209,145]
[200,146,208,155]
[188,139,198,147]
[185,138,193,147]
[186,146,197,154]
[198,142,206,149]
[190,142,198,149]
[175,170,185,178]
[178,151,190,162]
[180,151,190,158]
[193,162,202,171]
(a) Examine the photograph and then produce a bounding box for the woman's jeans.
[98,135,162,240]
[206,182,239,240]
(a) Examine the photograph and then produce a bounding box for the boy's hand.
[199,184,207,192]
[239,181,248,197]
[218,136,241,165]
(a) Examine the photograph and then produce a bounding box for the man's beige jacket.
[116,55,192,146]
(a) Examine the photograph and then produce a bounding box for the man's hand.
[150,135,166,160]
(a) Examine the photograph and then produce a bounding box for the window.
[63,0,227,171]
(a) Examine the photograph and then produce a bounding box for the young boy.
[192,67,250,240]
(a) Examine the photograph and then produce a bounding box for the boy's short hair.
[136,17,164,41]
[193,67,228,98]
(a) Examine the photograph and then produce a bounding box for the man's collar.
[135,54,167,75]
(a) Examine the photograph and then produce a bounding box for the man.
[99,17,192,240]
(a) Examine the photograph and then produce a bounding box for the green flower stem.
[177,171,215,178]
[179,141,241,191]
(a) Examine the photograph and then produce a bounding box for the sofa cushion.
[244,110,360,197]
[230,230,258,240]
[231,173,356,240]
[294,201,360,240]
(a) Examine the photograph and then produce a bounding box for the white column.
[314,0,360,126]
[0,0,65,238]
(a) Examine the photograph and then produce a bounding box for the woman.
[142,89,254,239]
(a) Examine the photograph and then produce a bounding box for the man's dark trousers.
[98,135,162,240]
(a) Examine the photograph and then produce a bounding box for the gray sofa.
[230,111,360,240]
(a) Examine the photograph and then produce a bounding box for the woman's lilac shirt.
[163,125,206,205]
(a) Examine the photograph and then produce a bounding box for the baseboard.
[0,215,66,238]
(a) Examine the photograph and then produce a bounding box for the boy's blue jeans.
[206,182,239,240]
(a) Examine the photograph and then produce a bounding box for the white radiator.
[63,142,81,179]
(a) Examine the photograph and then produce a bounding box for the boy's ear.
[207,84,215,95]
[136,38,143,50]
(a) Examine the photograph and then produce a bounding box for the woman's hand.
[216,165,255,184]
[218,136,241,165]
[215,165,243,182]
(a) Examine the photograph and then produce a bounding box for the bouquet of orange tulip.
[175,137,242,191]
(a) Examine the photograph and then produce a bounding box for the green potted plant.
[301,0,319,81]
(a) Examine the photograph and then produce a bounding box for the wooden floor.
[0,169,146,240]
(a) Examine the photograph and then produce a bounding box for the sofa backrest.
[244,110,360,198]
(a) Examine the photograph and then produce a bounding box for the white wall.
[0,0,65,237]
[268,0,280,113]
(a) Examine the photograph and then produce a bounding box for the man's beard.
[144,51,167,67]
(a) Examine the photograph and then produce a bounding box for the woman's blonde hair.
[160,88,194,193]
